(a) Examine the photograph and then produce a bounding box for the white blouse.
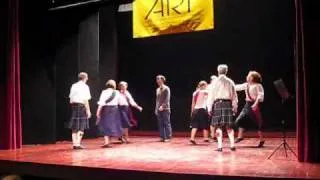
[118,91,138,106]
[235,83,264,102]
[97,88,120,106]
[192,89,208,109]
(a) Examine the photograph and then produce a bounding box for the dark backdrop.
[17,0,296,144]
[117,0,296,132]
[0,0,8,129]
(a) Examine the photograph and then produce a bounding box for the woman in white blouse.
[96,80,123,148]
[189,81,210,145]
[234,71,265,147]
[118,81,143,143]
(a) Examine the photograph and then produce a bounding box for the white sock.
[227,128,235,148]
[77,131,84,146]
[72,132,78,146]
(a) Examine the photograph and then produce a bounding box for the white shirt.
[236,83,264,102]
[207,75,238,112]
[97,88,120,106]
[69,81,91,104]
[192,89,208,109]
[118,90,138,106]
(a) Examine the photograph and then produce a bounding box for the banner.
[133,0,214,38]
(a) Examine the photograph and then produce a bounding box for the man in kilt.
[68,72,92,149]
[208,65,238,152]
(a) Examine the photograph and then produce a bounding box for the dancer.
[155,75,172,142]
[96,80,123,148]
[234,71,265,147]
[207,75,218,141]
[190,81,210,145]
[118,81,143,143]
[68,72,91,150]
[208,64,238,152]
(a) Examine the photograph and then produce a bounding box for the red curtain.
[295,0,312,162]
[0,0,22,149]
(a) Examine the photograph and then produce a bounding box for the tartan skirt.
[67,103,89,131]
[211,100,234,128]
[190,108,209,129]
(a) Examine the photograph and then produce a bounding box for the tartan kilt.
[211,100,234,128]
[67,103,89,131]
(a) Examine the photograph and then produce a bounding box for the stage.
[0,135,319,180]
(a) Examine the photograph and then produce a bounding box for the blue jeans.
[156,110,172,139]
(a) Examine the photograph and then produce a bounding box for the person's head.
[246,71,262,83]
[210,75,217,84]
[106,79,116,89]
[217,64,228,75]
[78,72,88,83]
[118,81,128,91]
[156,75,166,87]
[197,80,207,90]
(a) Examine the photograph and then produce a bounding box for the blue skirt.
[119,106,131,128]
[98,106,123,137]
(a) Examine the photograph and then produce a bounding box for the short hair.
[1,175,22,180]
[248,71,262,83]
[156,75,166,82]
[197,80,207,88]
[210,75,217,80]
[119,81,128,88]
[78,72,88,80]
[106,79,116,89]
[217,64,228,75]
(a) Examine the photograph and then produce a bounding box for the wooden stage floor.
[0,136,319,180]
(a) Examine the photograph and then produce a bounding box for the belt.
[214,99,231,103]
[71,103,85,106]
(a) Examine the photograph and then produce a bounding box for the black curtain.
[117,0,296,132]
[296,0,320,162]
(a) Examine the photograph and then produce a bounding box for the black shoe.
[190,139,197,145]
[160,139,165,142]
[118,137,125,144]
[235,137,244,143]
[73,146,84,150]
[203,139,210,143]
[230,147,236,151]
[258,140,265,148]
[101,144,111,148]
[216,148,223,152]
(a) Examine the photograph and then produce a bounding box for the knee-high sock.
[227,128,235,148]
[216,128,223,148]
[72,131,78,146]
[77,131,84,146]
